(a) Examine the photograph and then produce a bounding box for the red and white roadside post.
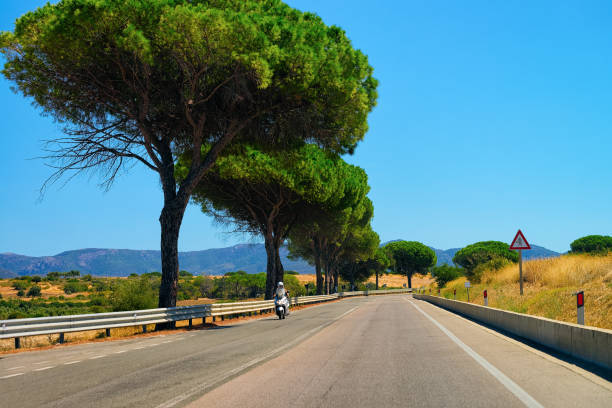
[509,229,531,296]
[437,288,440,296]
[575,291,585,325]
[483,289,488,306]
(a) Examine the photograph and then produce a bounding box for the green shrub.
[129,273,139,278]
[46,271,61,281]
[570,235,612,254]
[63,281,88,294]
[17,290,25,297]
[179,270,193,278]
[12,280,29,291]
[31,276,42,283]
[26,285,42,297]
[285,270,299,275]
[109,277,157,311]
[432,264,464,288]
[283,274,306,296]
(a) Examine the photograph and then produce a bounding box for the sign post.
[509,229,531,296]
[483,289,488,306]
[464,280,471,301]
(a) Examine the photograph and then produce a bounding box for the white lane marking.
[155,305,359,408]
[34,366,54,371]
[405,299,544,408]
[7,366,25,370]
[133,346,145,350]
[64,361,81,365]
[161,340,173,344]
[89,355,106,360]
[33,361,50,365]
[114,350,127,354]
[1,373,24,379]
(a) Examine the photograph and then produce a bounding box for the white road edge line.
[155,305,360,408]
[7,366,25,370]
[89,355,106,360]
[404,298,544,408]
[64,361,81,365]
[34,366,54,371]
[1,373,24,379]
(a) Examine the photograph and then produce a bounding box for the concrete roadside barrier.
[413,294,611,371]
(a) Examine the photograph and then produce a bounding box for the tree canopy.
[188,143,360,298]
[570,235,612,254]
[452,241,518,281]
[383,241,436,288]
[1,0,378,311]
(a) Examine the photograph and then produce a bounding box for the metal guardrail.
[0,289,411,348]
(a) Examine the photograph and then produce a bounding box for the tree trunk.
[264,233,277,300]
[333,266,339,294]
[375,271,379,290]
[313,238,323,295]
[407,272,412,288]
[156,197,187,330]
[274,239,284,292]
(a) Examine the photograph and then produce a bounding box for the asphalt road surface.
[1,295,610,407]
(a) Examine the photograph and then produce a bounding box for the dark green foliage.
[12,280,29,291]
[452,241,518,281]
[383,241,436,288]
[26,285,42,297]
[179,271,193,278]
[31,276,42,283]
[432,264,464,288]
[82,274,93,281]
[46,271,60,281]
[62,270,80,278]
[109,277,157,312]
[129,273,139,278]
[16,290,25,297]
[63,281,88,294]
[285,271,299,275]
[570,235,612,254]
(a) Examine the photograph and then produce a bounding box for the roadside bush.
[194,276,214,298]
[63,281,88,294]
[283,274,306,296]
[109,277,157,311]
[570,235,612,254]
[12,280,29,291]
[432,264,464,288]
[26,285,42,297]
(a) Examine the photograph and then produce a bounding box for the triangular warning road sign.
[510,229,531,250]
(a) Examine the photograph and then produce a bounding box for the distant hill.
[0,245,314,278]
[0,242,560,279]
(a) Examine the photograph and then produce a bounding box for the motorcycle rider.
[274,281,290,316]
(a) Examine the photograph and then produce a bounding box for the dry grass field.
[294,273,434,289]
[428,253,612,329]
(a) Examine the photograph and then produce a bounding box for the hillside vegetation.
[428,253,612,329]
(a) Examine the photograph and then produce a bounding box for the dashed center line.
[64,361,81,365]
[114,350,127,354]
[89,355,106,360]
[0,373,24,379]
[34,366,54,372]
[133,346,145,350]
[33,361,50,365]
[7,366,25,370]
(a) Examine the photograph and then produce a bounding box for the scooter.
[274,294,290,319]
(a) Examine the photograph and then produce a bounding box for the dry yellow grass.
[428,254,612,329]
[293,273,433,289]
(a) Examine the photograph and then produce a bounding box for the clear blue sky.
[1,0,611,256]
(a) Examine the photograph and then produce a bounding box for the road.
[0,295,610,407]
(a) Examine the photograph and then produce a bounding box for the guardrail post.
[106,328,111,337]
[453,289,456,300]
[189,318,193,328]
[59,333,65,344]
[212,316,216,322]
[484,290,488,306]
[142,325,147,333]
[15,337,20,349]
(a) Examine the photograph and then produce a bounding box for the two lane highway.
[1,295,610,407]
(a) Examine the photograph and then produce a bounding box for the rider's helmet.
[276,282,285,298]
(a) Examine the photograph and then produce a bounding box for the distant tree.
[452,241,517,281]
[129,273,139,278]
[62,270,80,278]
[384,241,436,288]
[46,272,60,281]
[432,264,464,288]
[570,235,612,254]
[27,285,42,297]
[179,271,193,278]
[12,281,29,291]
[31,276,42,283]
[1,0,377,313]
[368,248,391,290]
[110,277,157,311]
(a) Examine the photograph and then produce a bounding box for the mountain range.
[0,243,560,279]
